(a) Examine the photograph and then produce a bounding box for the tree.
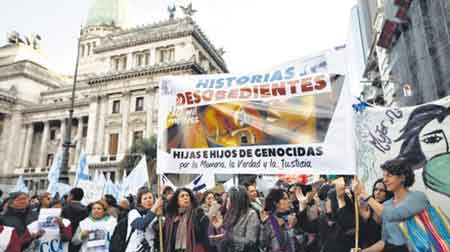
[120,136,157,185]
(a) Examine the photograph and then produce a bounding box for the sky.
[0,0,357,75]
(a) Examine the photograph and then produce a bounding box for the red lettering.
[253,86,259,99]
[288,80,299,94]
[260,84,271,97]
[271,82,286,96]
[239,87,252,99]
[176,93,186,105]
[193,91,201,104]
[185,92,194,104]
[314,75,327,90]
[301,78,313,92]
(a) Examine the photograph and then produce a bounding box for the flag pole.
[157,173,164,252]
[354,176,360,250]
[150,157,163,252]
[354,192,360,249]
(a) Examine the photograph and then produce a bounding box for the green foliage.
[120,136,157,172]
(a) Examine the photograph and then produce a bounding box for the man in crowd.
[62,187,89,252]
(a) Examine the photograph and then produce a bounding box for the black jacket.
[62,201,89,252]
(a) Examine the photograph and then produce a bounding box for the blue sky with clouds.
[0,0,357,75]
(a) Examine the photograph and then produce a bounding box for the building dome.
[85,0,128,28]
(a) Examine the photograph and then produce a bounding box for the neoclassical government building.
[0,0,227,192]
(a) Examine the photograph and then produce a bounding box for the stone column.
[96,95,107,155]
[59,118,66,147]
[145,88,153,138]
[38,121,50,168]
[16,124,27,168]
[86,96,100,155]
[22,123,34,167]
[126,53,132,70]
[149,48,157,65]
[74,117,83,166]
[119,91,131,154]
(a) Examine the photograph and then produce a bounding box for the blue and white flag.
[47,182,72,198]
[104,177,120,200]
[74,150,90,186]
[98,171,107,187]
[160,174,177,191]
[186,172,215,192]
[48,147,63,185]
[118,172,129,199]
[190,175,207,192]
[14,176,29,193]
[122,155,148,196]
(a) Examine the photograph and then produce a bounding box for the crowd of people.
[0,158,447,252]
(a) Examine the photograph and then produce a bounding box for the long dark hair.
[165,188,198,216]
[264,188,286,213]
[396,104,450,166]
[223,186,250,230]
[371,178,393,202]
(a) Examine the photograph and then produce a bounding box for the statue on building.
[179,3,197,17]
[7,31,41,49]
[217,47,226,56]
[168,4,176,19]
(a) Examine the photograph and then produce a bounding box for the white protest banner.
[37,208,62,234]
[354,96,450,215]
[157,48,355,175]
[78,180,104,205]
[28,217,71,252]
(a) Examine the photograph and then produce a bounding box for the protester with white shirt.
[72,200,117,252]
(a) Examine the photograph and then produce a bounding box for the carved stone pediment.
[106,120,122,129]
[129,117,145,126]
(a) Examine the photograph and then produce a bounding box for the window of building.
[50,129,56,141]
[113,58,121,71]
[93,41,96,49]
[81,45,85,57]
[135,97,144,111]
[133,131,143,145]
[40,179,46,190]
[82,125,88,138]
[122,56,127,70]
[87,43,91,56]
[109,133,119,155]
[135,53,144,67]
[47,154,54,167]
[112,100,120,114]
[144,50,150,65]
[159,47,175,63]
[111,55,127,71]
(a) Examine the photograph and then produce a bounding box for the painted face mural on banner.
[396,104,450,197]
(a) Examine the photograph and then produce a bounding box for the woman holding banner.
[163,188,209,252]
[354,158,431,252]
[125,187,163,252]
[72,200,117,252]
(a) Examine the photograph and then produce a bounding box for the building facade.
[0,0,227,193]
[361,0,450,107]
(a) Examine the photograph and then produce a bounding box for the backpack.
[109,216,135,252]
